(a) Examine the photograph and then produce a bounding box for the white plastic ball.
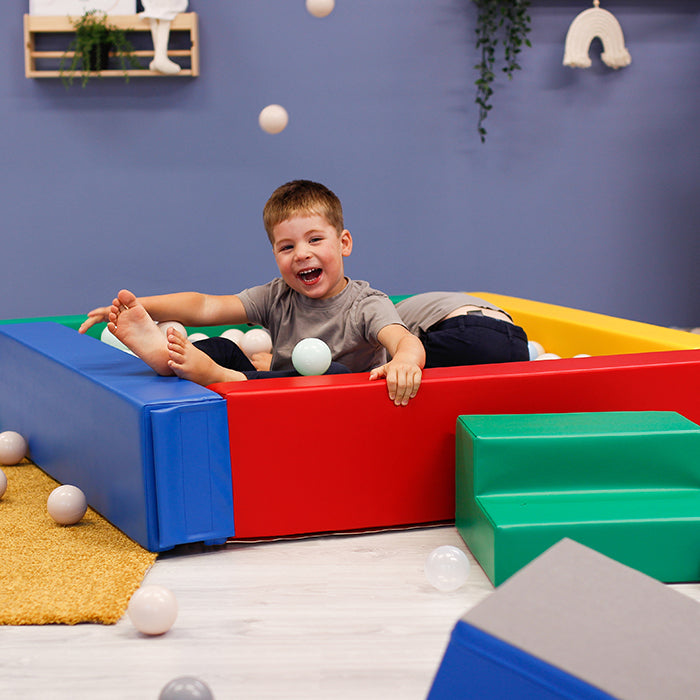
[100,325,135,355]
[47,485,88,525]
[159,676,214,700]
[425,545,471,592]
[0,430,28,465]
[258,104,289,134]
[239,329,273,357]
[187,332,210,343]
[127,585,178,635]
[527,340,544,360]
[534,352,561,361]
[306,0,335,18]
[292,338,332,376]
[220,328,245,345]
[574,353,591,358]
[158,321,188,338]
[0,469,7,499]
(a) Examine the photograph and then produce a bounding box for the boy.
[396,291,529,368]
[250,291,530,372]
[79,180,424,406]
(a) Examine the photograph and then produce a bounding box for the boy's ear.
[340,229,353,257]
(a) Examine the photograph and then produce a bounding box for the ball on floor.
[127,584,178,635]
[0,430,27,465]
[424,545,471,592]
[0,468,7,499]
[159,676,214,700]
[292,338,332,376]
[47,485,88,525]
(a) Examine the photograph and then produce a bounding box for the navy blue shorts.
[420,313,529,369]
[193,336,351,379]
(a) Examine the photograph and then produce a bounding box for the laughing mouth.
[298,268,322,284]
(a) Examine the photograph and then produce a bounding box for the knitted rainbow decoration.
[563,0,631,69]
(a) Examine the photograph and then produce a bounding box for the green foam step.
[456,411,700,585]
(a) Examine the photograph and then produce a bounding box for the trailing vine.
[60,10,140,88]
[473,0,532,142]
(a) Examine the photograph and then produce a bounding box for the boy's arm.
[79,291,249,333]
[369,324,425,406]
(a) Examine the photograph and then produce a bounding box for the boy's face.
[271,214,352,300]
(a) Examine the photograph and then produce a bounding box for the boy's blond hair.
[263,180,344,243]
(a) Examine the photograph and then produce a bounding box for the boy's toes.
[117,289,137,307]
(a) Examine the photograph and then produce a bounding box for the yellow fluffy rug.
[0,461,156,625]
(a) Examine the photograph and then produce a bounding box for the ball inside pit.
[158,321,187,338]
[220,328,244,345]
[239,328,273,357]
[292,337,332,376]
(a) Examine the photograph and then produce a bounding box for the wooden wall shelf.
[24,12,199,79]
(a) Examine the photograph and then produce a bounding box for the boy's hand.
[372,324,426,406]
[369,359,422,406]
[78,306,112,334]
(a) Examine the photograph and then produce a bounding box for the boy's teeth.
[300,269,321,280]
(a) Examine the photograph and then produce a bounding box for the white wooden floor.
[5,525,700,700]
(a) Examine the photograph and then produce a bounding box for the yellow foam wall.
[474,293,700,358]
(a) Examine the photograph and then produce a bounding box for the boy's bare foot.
[166,329,247,386]
[108,289,172,376]
[250,351,273,371]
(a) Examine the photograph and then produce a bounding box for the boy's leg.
[192,337,352,379]
[167,332,249,386]
[238,361,352,380]
[192,337,257,372]
[421,315,529,368]
[109,290,172,376]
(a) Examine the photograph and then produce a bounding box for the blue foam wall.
[0,322,234,551]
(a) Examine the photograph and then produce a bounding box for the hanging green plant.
[60,10,140,88]
[473,0,532,142]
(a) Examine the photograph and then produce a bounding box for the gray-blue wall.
[2,1,699,326]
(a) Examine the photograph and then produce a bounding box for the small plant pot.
[60,10,138,87]
[86,42,110,72]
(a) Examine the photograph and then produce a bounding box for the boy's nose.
[294,244,311,260]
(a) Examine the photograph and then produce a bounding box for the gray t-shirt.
[238,278,405,372]
[396,292,508,335]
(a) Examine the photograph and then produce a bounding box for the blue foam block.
[427,622,615,700]
[428,539,700,699]
[0,322,234,551]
